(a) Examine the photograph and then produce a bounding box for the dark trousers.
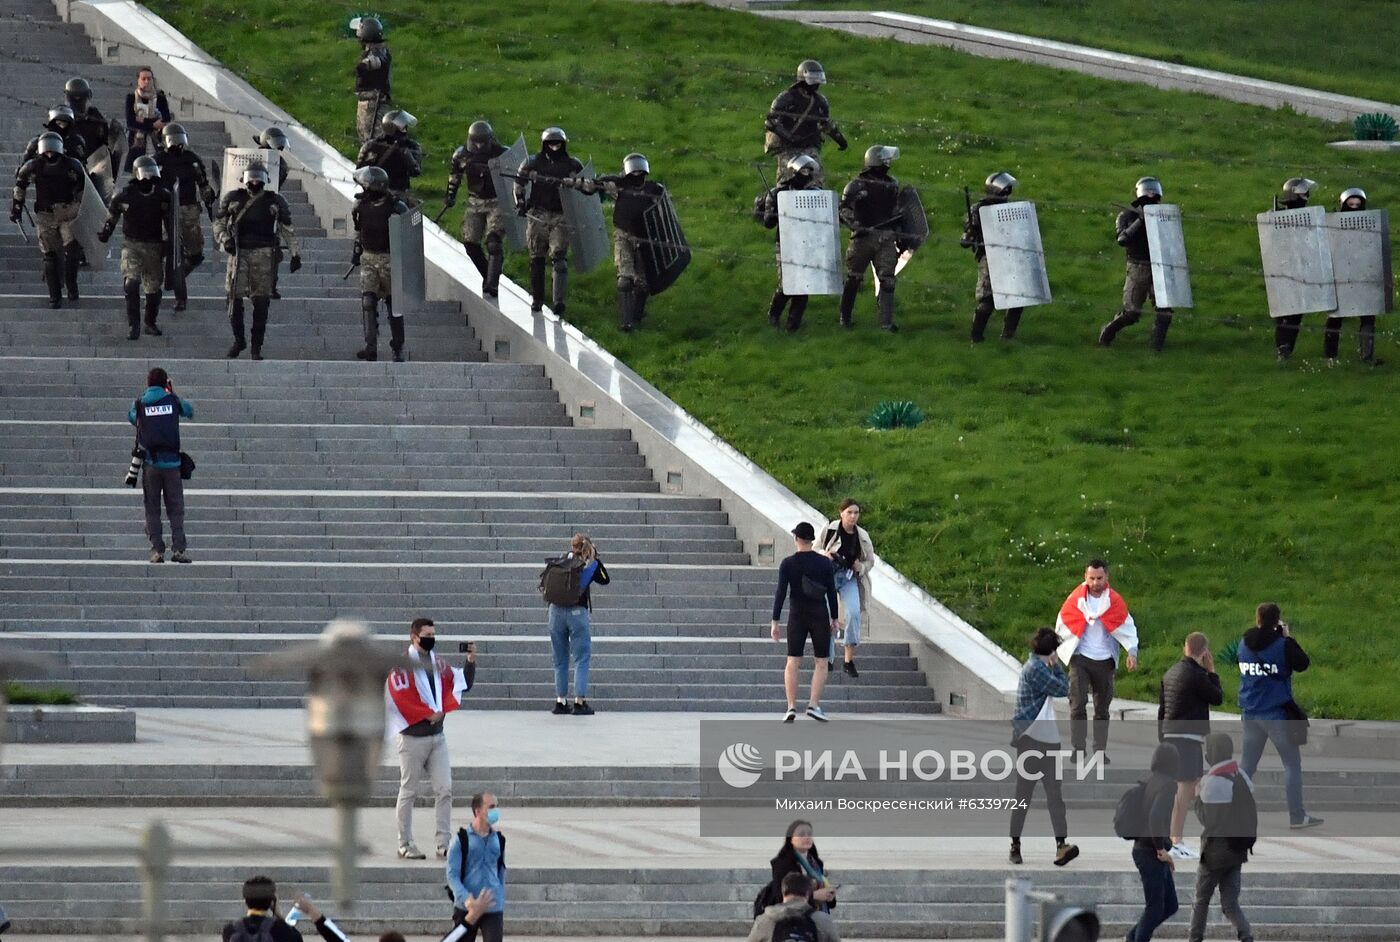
[452,910,504,942]
[1009,737,1067,842]
[1274,314,1303,358]
[141,464,185,553]
[1188,863,1252,942]
[1068,653,1116,754]
[1129,845,1179,942]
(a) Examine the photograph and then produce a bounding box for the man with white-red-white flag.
[386,616,477,860]
[1054,559,1138,764]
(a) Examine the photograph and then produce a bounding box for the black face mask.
[138,179,157,192]
[417,636,436,653]
[246,181,265,194]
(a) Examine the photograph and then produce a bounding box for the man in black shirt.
[1099,177,1173,351]
[771,522,839,722]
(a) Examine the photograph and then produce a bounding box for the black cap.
[791,522,816,541]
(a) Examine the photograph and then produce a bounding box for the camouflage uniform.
[226,247,276,298]
[356,96,385,146]
[526,209,571,258]
[178,204,203,261]
[359,249,392,297]
[34,202,80,255]
[121,240,164,294]
[613,229,646,292]
[462,196,506,245]
[1121,260,1156,314]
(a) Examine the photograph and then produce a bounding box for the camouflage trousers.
[771,145,823,186]
[461,196,506,245]
[226,247,275,298]
[35,202,80,255]
[1122,260,1170,314]
[614,230,647,292]
[845,231,899,291]
[526,209,571,260]
[356,92,387,145]
[121,240,164,294]
[178,204,204,262]
[359,250,392,297]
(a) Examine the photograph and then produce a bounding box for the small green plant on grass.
[1352,113,1399,142]
[867,400,925,430]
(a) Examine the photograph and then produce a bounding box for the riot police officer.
[584,153,673,331]
[515,127,584,317]
[356,110,422,204]
[445,120,509,298]
[64,76,120,201]
[155,123,217,312]
[1271,177,1316,361]
[754,153,824,331]
[1098,177,1173,351]
[351,166,410,362]
[99,156,172,340]
[838,145,904,332]
[354,16,392,145]
[1324,188,1384,366]
[17,106,87,170]
[254,126,291,188]
[11,133,87,308]
[213,163,301,360]
[962,171,1023,342]
[763,59,847,186]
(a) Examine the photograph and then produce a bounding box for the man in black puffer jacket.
[1128,742,1182,942]
[1158,631,1223,857]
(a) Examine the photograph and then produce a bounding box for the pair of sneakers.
[150,550,191,563]
[552,699,595,716]
[783,705,828,723]
[1168,841,1199,860]
[1008,841,1079,866]
[397,843,448,860]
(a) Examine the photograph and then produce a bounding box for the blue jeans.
[1240,709,1306,823]
[1128,845,1179,942]
[548,604,591,698]
[834,569,862,648]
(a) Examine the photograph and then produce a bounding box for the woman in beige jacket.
[818,499,875,677]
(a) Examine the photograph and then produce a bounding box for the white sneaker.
[806,705,829,722]
[397,843,426,860]
[1168,842,1197,860]
[782,707,797,723]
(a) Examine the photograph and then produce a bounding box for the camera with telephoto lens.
[124,445,146,487]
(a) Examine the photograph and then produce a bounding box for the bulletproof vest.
[462,142,505,199]
[967,196,1007,258]
[117,181,169,243]
[155,148,206,205]
[363,135,418,192]
[1237,635,1293,714]
[770,84,831,148]
[355,43,392,94]
[612,179,665,237]
[1118,208,1151,262]
[526,150,583,213]
[136,392,182,458]
[222,189,290,249]
[71,107,109,154]
[354,193,401,253]
[845,170,901,230]
[18,156,87,212]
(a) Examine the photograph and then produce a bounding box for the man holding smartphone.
[386,618,478,859]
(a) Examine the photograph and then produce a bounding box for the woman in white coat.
[818,498,875,677]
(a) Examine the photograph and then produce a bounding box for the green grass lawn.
[795,0,1400,106]
[146,0,1400,719]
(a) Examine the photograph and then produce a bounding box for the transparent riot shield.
[560,160,609,275]
[490,134,528,252]
[71,173,109,272]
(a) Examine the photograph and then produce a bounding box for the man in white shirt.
[1055,559,1138,763]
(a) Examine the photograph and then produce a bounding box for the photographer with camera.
[126,367,193,564]
[817,499,875,677]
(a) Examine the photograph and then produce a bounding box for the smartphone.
[458,641,475,654]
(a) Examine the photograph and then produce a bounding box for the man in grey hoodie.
[1128,742,1181,942]
[1189,732,1256,942]
[746,872,840,942]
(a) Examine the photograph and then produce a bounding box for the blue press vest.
[137,392,182,460]
[1237,635,1292,714]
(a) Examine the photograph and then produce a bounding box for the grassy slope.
[146,0,1400,718]
[797,0,1400,106]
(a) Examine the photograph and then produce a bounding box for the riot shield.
[107,117,124,172]
[220,148,281,197]
[84,146,115,203]
[1144,203,1193,309]
[639,187,690,295]
[208,157,222,196]
[560,160,609,274]
[875,186,929,296]
[490,134,527,251]
[979,200,1051,309]
[1257,207,1336,318]
[71,173,108,272]
[163,194,184,296]
[777,188,842,296]
[389,206,426,315]
[1327,209,1393,317]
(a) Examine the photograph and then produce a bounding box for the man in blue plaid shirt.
[1009,627,1078,867]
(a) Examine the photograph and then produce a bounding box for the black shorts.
[787,615,832,659]
[1167,737,1204,781]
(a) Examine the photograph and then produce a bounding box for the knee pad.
[42,251,59,264]
[485,233,503,255]
[974,298,994,317]
[617,276,635,292]
[551,255,568,274]
[123,278,141,296]
[878,277,897,295]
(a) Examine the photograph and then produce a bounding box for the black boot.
[1001,307,1024,340]
[635,287,650,323]
[43,252,62,308]
[356,292,378,360]
[483,240,504,298]
[250,297,270,360]
[1275,315,1302,361]
[838,277,860,328]
[184,253,204,275]
[143,293,163,336]
[1323,316,1342,361]
[617,284,636,332]
[1098,309,1139,346]
[878,287,898,332]
[785,295,808,332]
[529,257,547,312]
[1360,317,1382,365]
[551,258,569,318]
[63,241,82,300]
[1149,311,1173,352]
[767,291,787,327]
[124,279,141,340]
[464,242,488,277]
[970,301,993,343]
[389,308,405,362]
[227,298,246,357]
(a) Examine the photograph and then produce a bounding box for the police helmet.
[623,153,650,176]
[355,16,384,42]
[353,165,390,193]
[381,109,417,135]
[863,145,899,169]
[985,171,1017,197]
[467,120,495,145]
[1134,177,1164,201]
[132,155,161,181]
[1338,187,1367,210]
[161,123,189,149]
[46,105,76,129]
[541,126,568,145]
[796,59,827,86]
[1281,177,1316,200]
[36,132,64,157]
[242,162,270,187]
[258,126,289,150]
[786,153,821,178]
[63,77,92,108]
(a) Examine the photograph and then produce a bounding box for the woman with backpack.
[542,533,609,715]
[817,499,875,677]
